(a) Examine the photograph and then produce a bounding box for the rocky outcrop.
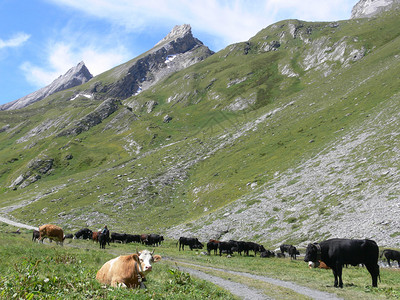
[58,98,120,136]
[0,61,93,111]
[96,24,214,99]
[351,0,400,19]
[9,156,54,189]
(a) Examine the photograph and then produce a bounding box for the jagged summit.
[351,0,400,18]
[154,24,193,47]
[0,61,92,111]
[96,24,213,100]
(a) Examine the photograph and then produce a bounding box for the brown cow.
[92,231,101,243]
[39,224,64,246]
[96,250,161,288]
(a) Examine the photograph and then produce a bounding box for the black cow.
[64,234,73,239]
[178,237,203,251]
[280,244,293,254]
[380,249,400,267]
[246,242,266,257]
[207,239,220,255]
[260,250,275,258]
[99,229,110,249]
[288,245,299,260]
[111,232,127,243]
[74,228,93,240]
[32,229,40,242]
[125,234,141,244]
[304,238,380,288]
[218,241,236,256]
[147,234,164,246]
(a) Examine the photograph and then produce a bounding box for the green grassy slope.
[0,11,400,246]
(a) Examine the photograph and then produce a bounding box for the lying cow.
[96,250,161,288]
[380,249,400,267]
[39,224,65,246]
[304,238,379,288]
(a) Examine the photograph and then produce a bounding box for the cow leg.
[365,263,379,287]
[332,269,339,287]
[387,258,391,267]
[337,265,343,288]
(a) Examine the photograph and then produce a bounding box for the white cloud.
[47,0,355,47]
[0,32,30,49]
[20,39,132,88]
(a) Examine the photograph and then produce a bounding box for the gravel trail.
[171,260,343,300]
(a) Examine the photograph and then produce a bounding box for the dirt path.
[178,265,270,300]
[172,260,343,300]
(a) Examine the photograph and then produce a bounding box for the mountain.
[351,0,400,18]
[1,3,400,248]
[84,24,213,100]
[0,61,92,111]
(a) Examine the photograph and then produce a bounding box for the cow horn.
[136,248,140,255]
[151,249,155,255]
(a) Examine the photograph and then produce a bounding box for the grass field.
[1,224,399,299]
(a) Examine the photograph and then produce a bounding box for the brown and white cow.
[96,250,161,288]
[38,224,64,246]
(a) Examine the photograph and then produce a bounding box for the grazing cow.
[245,242,266,257]
[74,228,93,240]
[140,234,149,245]
[147,234,164,246]
[277,252,286,258]
[39,224,64,246]
[280,244,293,254]
[32,229,40,242]
[178,237,203,251]
[218,241,236,256]
[380,249,400,267]
[96,250,161,288]
[288,245,299,260]
[99,229,110,249]
[126,234,141,244]
[207,239,220,255]
[304,238,380,288]
[64,234,73,239]
[111,232,127,243]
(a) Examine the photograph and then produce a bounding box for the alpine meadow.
[1,1,400,252]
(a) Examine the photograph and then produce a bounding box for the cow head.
[304,243,321,268]
[195,239,204,249]
[136,249,162,275]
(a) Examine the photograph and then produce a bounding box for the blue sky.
[0,0,357,105]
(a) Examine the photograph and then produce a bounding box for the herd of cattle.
[32,225,164,249]
[29,224,400,290]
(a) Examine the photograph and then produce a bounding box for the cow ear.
[153,255,161,262]
[136,248,141,255]
[131,253,140,262]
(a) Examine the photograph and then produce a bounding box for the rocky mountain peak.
[0,61,93,111]
[154,24,193,47]
[101,24,213,100]
[351,0,400,19]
